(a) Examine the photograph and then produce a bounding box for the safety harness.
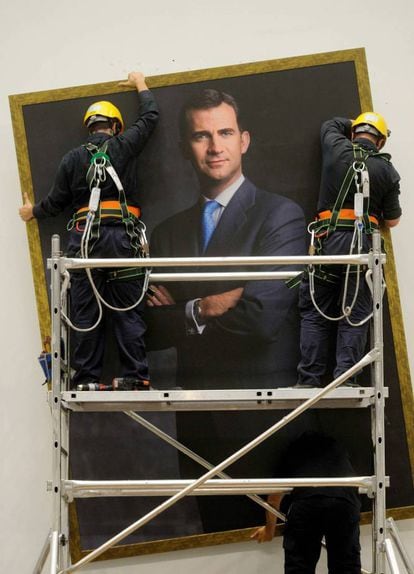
[68,140,149,281]
[61,140,150,333]
[308,144,389,240]
[298,143,390,325]
[289,144,389,289]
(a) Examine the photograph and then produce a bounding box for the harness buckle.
[352,160,365,173]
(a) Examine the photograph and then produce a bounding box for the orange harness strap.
[318,209,379,227]
[75,200,141,221]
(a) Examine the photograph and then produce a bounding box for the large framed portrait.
[10,48,414,563]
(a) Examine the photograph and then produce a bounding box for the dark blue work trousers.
[67,223,149,386]
[283,496,361,574]
[297,231,372,387]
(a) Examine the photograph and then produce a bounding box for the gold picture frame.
[10,47,414,562]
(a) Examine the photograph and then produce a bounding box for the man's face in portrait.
[183,102,250,196]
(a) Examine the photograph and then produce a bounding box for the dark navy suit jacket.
[146,178,306,389]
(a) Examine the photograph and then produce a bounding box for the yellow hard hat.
[83,100,124,133]
[352,112,390,140]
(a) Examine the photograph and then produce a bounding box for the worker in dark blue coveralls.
[296,113,402,388]
[252,431,361,574]
[19,71,159,389]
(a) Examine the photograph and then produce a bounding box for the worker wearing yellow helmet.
[296,112,402,390]
[351,111,390,150]
[83,100,124,135]
[19,71,159,390]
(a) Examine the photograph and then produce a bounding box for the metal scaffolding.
[36,230,413,574]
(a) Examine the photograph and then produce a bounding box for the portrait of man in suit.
[144,88,307,533]
[145,88,307,390]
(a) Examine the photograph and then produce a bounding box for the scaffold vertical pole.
[60,256,70,569]
[371,229,386,574]
[50,235,69,572]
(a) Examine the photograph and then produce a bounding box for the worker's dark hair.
[179,89,244,139]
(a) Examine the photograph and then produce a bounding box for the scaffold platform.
[59,386,386,412]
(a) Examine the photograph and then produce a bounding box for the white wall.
[2,1,413,572]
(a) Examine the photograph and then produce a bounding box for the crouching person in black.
[252,431,361,574]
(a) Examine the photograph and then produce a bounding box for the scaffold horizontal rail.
[51,252,381,271]
[63,477,379,500]
[60,386,386,412]
[150,271,301,281]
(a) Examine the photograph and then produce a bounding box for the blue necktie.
[201,200,220,253]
